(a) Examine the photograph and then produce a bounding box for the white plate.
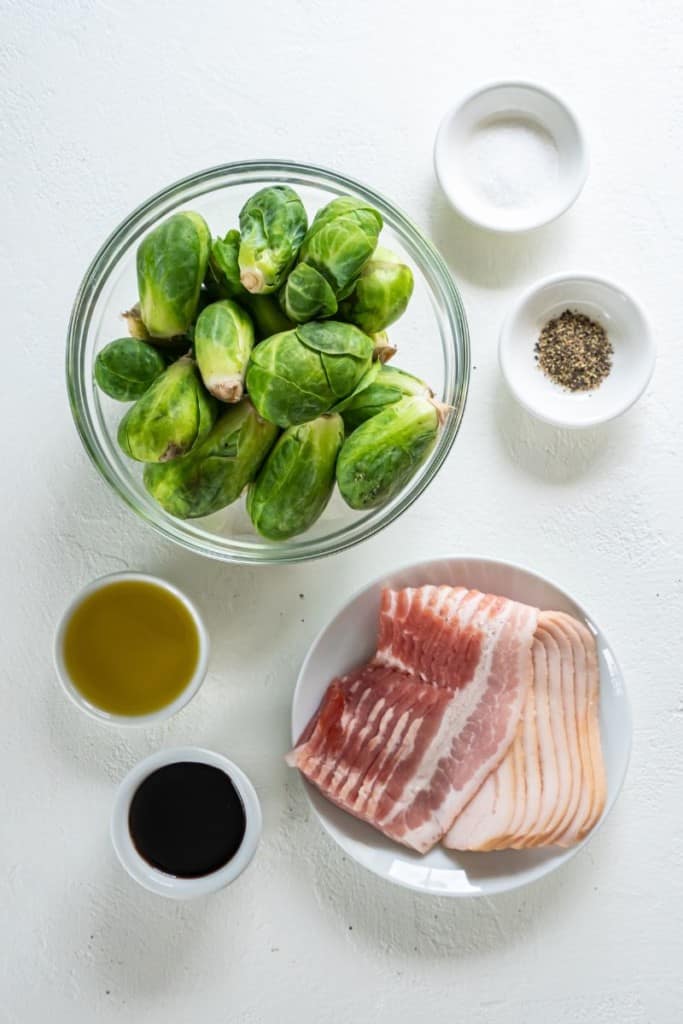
[291,556,631,897]
[499,273,655,428]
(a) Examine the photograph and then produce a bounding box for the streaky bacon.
[288,585,539,853]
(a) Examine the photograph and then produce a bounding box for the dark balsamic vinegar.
[129,762,246,878]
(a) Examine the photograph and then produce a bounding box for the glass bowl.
[67,160,470,564]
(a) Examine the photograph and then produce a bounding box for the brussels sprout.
[336,395,445,510]
[371,330,397,364]
[245,321,374,427]
[205,229,243,301]
[117,355,217,463]
[281,195,382,324]
[194,300,255,403]
[94,337,166,402]
[205,229,294,339]
[338,364,432,431]
[143,401,278,519]
[137,211,211,340]
[338,247,414,333]
[300,210,380,295]
[247,413,344,540]
[305,196,383,243]
[248,294,293,340]
[280,262,337,323]
[331,361,381,413]
[238,186,307,294]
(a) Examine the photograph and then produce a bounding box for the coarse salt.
[464,115,559,210]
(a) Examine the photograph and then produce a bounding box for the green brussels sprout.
[205,229,294,340]
[338,247,414,333]
[137,211,211,340]
[194,300,255,403]
[281,195,382,324]
[94,337,166,402]
[247,413,344,540]
[117,355,217,463]
[280,262,337,323]
[143,400,278,519]
[336,395,445,510]
[305,196,382,243]
[205,229,243,300]
[238,186,307,294]
[338,364,432,432]
[370,330,397,364]
[330,361,382,418]
[247,294,293,340]
[300,207,381,295]
[245,321,374,427]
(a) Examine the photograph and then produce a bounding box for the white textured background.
[2,1,681,1021]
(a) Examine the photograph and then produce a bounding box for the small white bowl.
[111,747,262,899]
[434,81,588,232]
[54,572,210,727]
[499,272,655,428]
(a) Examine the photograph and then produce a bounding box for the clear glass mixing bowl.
[66,160,470,564]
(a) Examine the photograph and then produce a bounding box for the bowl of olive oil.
[54,573,209,725]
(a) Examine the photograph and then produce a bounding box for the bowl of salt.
[434,81,588,233]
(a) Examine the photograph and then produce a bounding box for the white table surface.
[2,1,682,1021]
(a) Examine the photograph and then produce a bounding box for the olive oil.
[63,579,199,716]
[129,762,246,877]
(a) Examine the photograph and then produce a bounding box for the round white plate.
[291,556,631,897]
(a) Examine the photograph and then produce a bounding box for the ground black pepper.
[535,309,612,391]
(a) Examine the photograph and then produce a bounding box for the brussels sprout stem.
[207,374,244,404]
[160,441,185,462]
[372,337,397,363]
[429,396,452,426]
[122,304,150,340]
[240,268,264,293]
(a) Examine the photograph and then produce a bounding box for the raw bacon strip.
[540,616,584,845]
[289,585,539,854]
[524,635,559,844]
[542,613,593,846]
[375,587,538,851]
[444,738,518,851]
[503,723,528,845]
[377,585,479,685]
[526,625,572,845]
[439,594,538,850]
[505,683,541,848]
[549,612,605,840]
[287,666,457,851]
[446,610,605,851]
[447,683,541,852]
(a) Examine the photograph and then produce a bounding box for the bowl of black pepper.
[499,273,655,428]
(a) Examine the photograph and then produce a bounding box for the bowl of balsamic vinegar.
[111,747,262,898]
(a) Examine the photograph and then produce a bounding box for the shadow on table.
[287,794,589,962]
[493,379,609,483]
[426,189,567,289]
[492,379,638,484]
[61,848,258,1005]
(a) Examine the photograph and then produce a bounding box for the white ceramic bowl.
[53,572,210,726]
[111,746,262,899]
[499,272,655,428]
[291,555,631,898]
[434,81,588,232]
